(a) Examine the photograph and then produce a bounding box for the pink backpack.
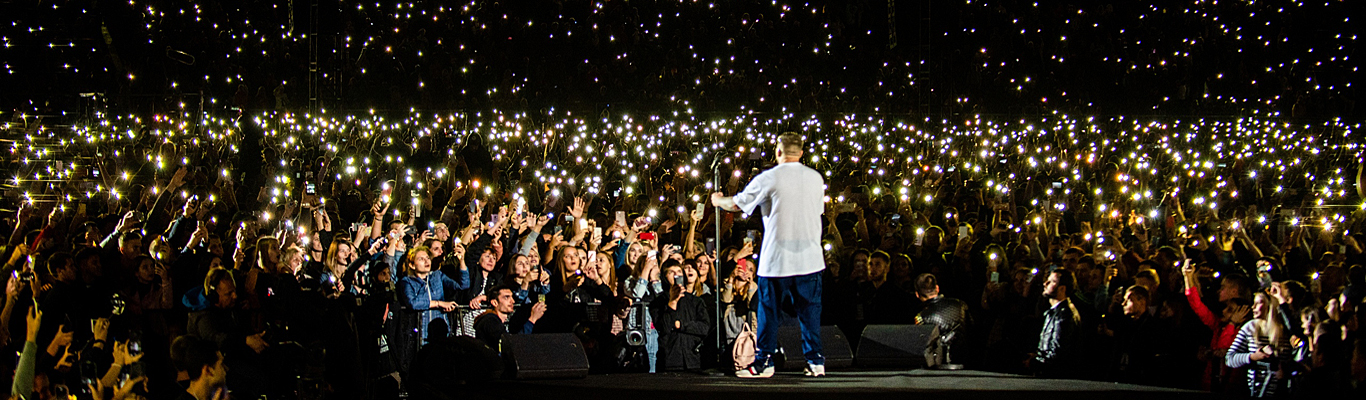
[732,320,756,370]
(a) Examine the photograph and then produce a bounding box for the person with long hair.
[721,258,758,346]
[1226,292,1293,397]
[321,241,367,296]
[651,262,710,371]
[507,254,550,305]
[695,252,717,290]
[254,237,281,273]
[239,236,281,310]
[551,246,614,308]
[684,261,710,296]
[591,250,619,296]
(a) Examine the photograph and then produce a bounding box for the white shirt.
[732,162,825,278]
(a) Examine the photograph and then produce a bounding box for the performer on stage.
[712,132,827,378]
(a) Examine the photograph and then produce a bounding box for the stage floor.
[490,369,1212,400]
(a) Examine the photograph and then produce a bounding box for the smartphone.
[836,203,857,213]
[1052,182,1063,189]
[537,294,546,303]
[593,227,603,238]
[564,214,574,224]
[615,211,627,226]
[305,183,316,194]
[990,272,1000,283]
[705,238,716,255]
[648,250,658,259]
[80,360,98,387]
[696,202,707,215]
[915,228,926,246]
[958,225,969,238]
[468,199,480,214]
[745,230,757,244]
[638,232,656,241]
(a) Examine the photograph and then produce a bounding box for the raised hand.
[735,241,755,260]
[529,302,547,322]
[168,166,189,189]
[570,197,586,220]
[116,211,141,233]
[24,306,40,342]
[92,318,110,343]
[659,219,678,235]
[451,244,467,263]
[1227,304,1251,325]
[469,294,487,309]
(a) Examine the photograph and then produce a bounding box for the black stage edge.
[472,369,1213,400]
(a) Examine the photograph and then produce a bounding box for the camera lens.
[626,331,645,346]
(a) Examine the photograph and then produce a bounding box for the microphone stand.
[712,152,726,373]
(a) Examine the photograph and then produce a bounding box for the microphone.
[710,149,727,171]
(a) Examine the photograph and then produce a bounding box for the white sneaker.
[736,361,775,378]
[804,364,826,377]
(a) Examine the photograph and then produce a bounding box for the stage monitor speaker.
[501,333,590,379]
[855,324,942,368]
[775,325,853,370]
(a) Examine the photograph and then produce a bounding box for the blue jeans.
[755,271,824,366]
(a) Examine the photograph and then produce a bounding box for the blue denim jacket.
[399,269,471,340]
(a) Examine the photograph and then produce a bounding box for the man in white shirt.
[712,132,826,378]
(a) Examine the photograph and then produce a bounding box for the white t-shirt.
[732,162,825,278]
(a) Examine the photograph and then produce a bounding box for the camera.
[624,299,649,346]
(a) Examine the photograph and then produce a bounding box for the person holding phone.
[712,132,826,378]
[473,284,546,352]
[651,263,710,371]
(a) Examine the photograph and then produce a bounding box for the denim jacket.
[399,269,471,341]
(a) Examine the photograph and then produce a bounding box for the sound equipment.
[774,325,853,370]
[501,333,590,379]
[855,325,942,368]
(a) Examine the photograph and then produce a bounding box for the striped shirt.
[1225,320,1291,397]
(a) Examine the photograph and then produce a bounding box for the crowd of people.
[2,1,1359,119]
[1,1,1363,400]
[1,124,1364,399]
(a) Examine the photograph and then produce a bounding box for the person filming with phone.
[712,132,826,378]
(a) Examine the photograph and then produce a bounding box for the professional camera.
[624,298,649,347]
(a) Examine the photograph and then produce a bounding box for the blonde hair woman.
[1226,292,1292,397]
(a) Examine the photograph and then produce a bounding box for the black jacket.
[651,292,711,371]
[1034,299,1080,376]
[916,294,971,343]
